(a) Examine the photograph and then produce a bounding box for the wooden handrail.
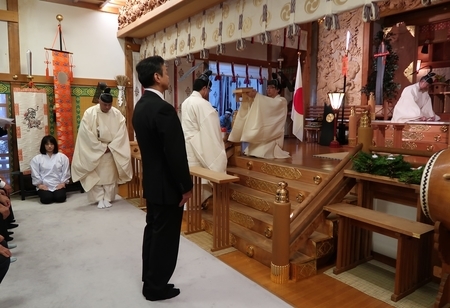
[289,144,362,223]
[186,166,239,251]
[288,144,362,246]
[189,166,239,184]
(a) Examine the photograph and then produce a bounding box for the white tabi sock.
[97,200,105,209]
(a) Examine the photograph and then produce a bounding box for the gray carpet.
[0,192,292,308]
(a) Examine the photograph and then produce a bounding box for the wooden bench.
[324,202,434,302]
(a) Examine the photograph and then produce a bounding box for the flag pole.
[338,31,350,145]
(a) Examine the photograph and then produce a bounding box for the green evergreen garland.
[352,152,424,184]
[361,31,400,102]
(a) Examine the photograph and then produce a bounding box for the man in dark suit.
[132,56,193,302]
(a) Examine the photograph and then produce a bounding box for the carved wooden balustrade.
[185,166,239,251]
[371,120,450,152]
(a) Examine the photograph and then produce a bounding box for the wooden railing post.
[271,181,291,284]
[392,124,405,148]
[185,174,203,234]
[188,166,239,251]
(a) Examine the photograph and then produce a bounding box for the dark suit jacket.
[0,128,7,137]
[132,90,193,205]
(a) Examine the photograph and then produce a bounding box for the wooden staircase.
[200,151,353,281]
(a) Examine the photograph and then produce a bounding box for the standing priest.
[72,88,133,209]
[181,70,227,206]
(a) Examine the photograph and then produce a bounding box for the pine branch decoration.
[352,152,424,184]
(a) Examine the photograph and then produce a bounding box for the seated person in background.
[391,72,441,123]
[219,108,233,133]
[0,234,11,283]
[0,194,12,246]
[30,135,70,204]
[228,76,290,159]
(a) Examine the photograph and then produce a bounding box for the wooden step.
[227,166,317,204]
[203,205,273,241]
[290,251,317,281]
[202,216,273,267]
[305,231,334,260]
[233,155,329,185]
[230,183,276,215]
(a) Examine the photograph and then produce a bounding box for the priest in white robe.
[181,70,227,206]
[72,88,133,209]
[229,77,290,159]
[392,72,440,123]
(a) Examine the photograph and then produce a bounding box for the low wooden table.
[325,203,434,302]
[304,126,321,143]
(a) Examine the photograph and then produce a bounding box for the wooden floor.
[183,139,393,307]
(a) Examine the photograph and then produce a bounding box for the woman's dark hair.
[40,135,58,154]
[136,56,165,88]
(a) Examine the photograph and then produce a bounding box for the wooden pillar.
[124,38,138,141]
[271,181,291,284]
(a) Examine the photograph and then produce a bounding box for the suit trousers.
[142,201,184,293]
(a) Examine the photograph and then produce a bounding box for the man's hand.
[0,195,10,208]
[38,184,49,191]
[2,183,12,196]
[56,183,66,190]
[179,190,193,207]
[247,89,257,99]
[0,204,10,220]
[0,245,11,258]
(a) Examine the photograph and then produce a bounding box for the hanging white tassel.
[186,53,194,63]
[370,2,379,21]
[324,15,332,30]
[331,14,340,30]
[117,86,125,107]
[362,4,371,23]
[260,31,271,44]
[236,38,246,51]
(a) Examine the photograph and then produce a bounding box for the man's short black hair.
[136,56,165,88]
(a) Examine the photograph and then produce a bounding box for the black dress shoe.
[144,288,180,301]
[8,223,18,229]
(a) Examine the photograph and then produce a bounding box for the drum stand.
[434,221,450,308]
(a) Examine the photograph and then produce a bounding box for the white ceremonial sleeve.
[59,153,71,184]
[228,100,251,143]
[391,87,421,122]
[107,111,133,184]
[30,155,43,186]
[188,112,227,173]
[240,94,286,143]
